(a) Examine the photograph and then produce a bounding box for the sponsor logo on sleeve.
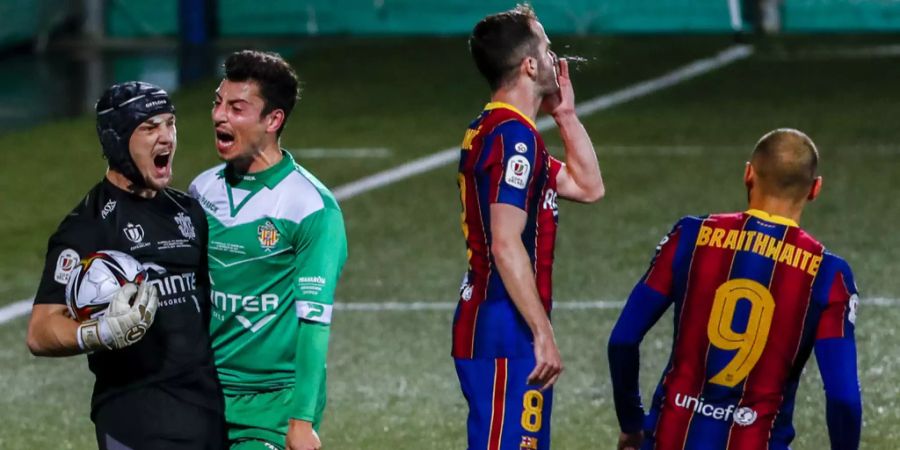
[100,200,116,219]
[54,249,80,284]
[461,284,474,301]
[197,194,218,213]
[514,142,528,154]
[656,234,670,251]
[848,293,859,324]
[459,272,473,301]
[504,155,530,189]
[297,275,327,295]
[542,189,558,216]
[296,301,333,324]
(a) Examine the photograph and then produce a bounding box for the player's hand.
[540,58,576,119]
[286,419,321,450]
[527,327,563,391]
[618,430,644,450]
[78,283,159,351]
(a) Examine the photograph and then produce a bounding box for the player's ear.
[743,162,754,189]
[265,109,285,135]
[523,56,538,79]
[808,176,823,201]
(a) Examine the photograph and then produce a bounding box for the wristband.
[78,320,105,351]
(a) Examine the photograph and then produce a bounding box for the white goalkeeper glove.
[77,282,159,352]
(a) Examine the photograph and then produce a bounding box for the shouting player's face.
[128,112,176,191]
[211,79,280,165]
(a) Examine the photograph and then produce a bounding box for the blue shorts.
[455,356,553,450]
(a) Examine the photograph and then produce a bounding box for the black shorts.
[94,386,226,450]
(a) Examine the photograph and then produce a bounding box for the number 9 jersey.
[608,210,861,450]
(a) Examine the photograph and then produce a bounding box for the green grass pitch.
[1,35,899,448]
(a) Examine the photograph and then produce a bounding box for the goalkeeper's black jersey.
[35,178,222,416]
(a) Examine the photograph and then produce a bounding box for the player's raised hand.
[540,57,575,119]
[618,431,644,450]
[527,327,563,391]
[286,419,321,450]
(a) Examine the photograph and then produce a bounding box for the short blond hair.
[751,128,819,199]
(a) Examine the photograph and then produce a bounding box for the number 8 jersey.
[609,210,861,450]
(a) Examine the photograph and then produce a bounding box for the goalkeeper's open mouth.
[153,152,171,168]
[151,150,172,178]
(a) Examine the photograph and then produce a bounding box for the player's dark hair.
[224,50,300,136]
[469,4,541,91]
[751,128,819,199]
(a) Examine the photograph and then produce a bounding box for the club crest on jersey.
[123,223,145,243]
[520,436,538,450]
[258,221,280,251]
[505,155,530,189]
[174,212,196,239]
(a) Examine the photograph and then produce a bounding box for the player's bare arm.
[544,59,605,203]
[26,304,81,356]
[490,203,563,390]
[27,283,158,356]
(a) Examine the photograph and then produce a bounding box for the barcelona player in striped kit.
[454,5,605,450]
[608,129,861,450]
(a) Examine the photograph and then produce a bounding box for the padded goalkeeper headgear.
[95,82,175,185]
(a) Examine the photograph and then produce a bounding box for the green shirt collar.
[219,150,296,190]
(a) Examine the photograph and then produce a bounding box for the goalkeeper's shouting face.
[211,50,299,172]
[127,113,177,191]
[95,81,178,195]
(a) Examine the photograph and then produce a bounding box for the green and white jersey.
[189,151,347,393]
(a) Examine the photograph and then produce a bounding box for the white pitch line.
[3,297,898,323]
[331,44,753,201]
[290,148,392,159]
[774,44,900,61]
[335,297,900,312]
[336,301,624,311]
[0,299,32,324]
[0,46,754,326]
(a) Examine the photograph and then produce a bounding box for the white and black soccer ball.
[65,250,148,321]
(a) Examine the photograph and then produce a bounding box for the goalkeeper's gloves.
[77,282,159,352]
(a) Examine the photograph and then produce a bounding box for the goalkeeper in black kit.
[26,81,226,449]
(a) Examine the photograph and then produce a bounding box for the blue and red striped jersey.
[453,102,562,359]
[609,210,861,449]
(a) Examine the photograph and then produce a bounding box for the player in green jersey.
[189,50,347,450]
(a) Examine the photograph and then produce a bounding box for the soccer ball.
[65,250,148,321]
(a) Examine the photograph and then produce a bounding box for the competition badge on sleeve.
[54,249,81,284]
[505,155,531,189]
